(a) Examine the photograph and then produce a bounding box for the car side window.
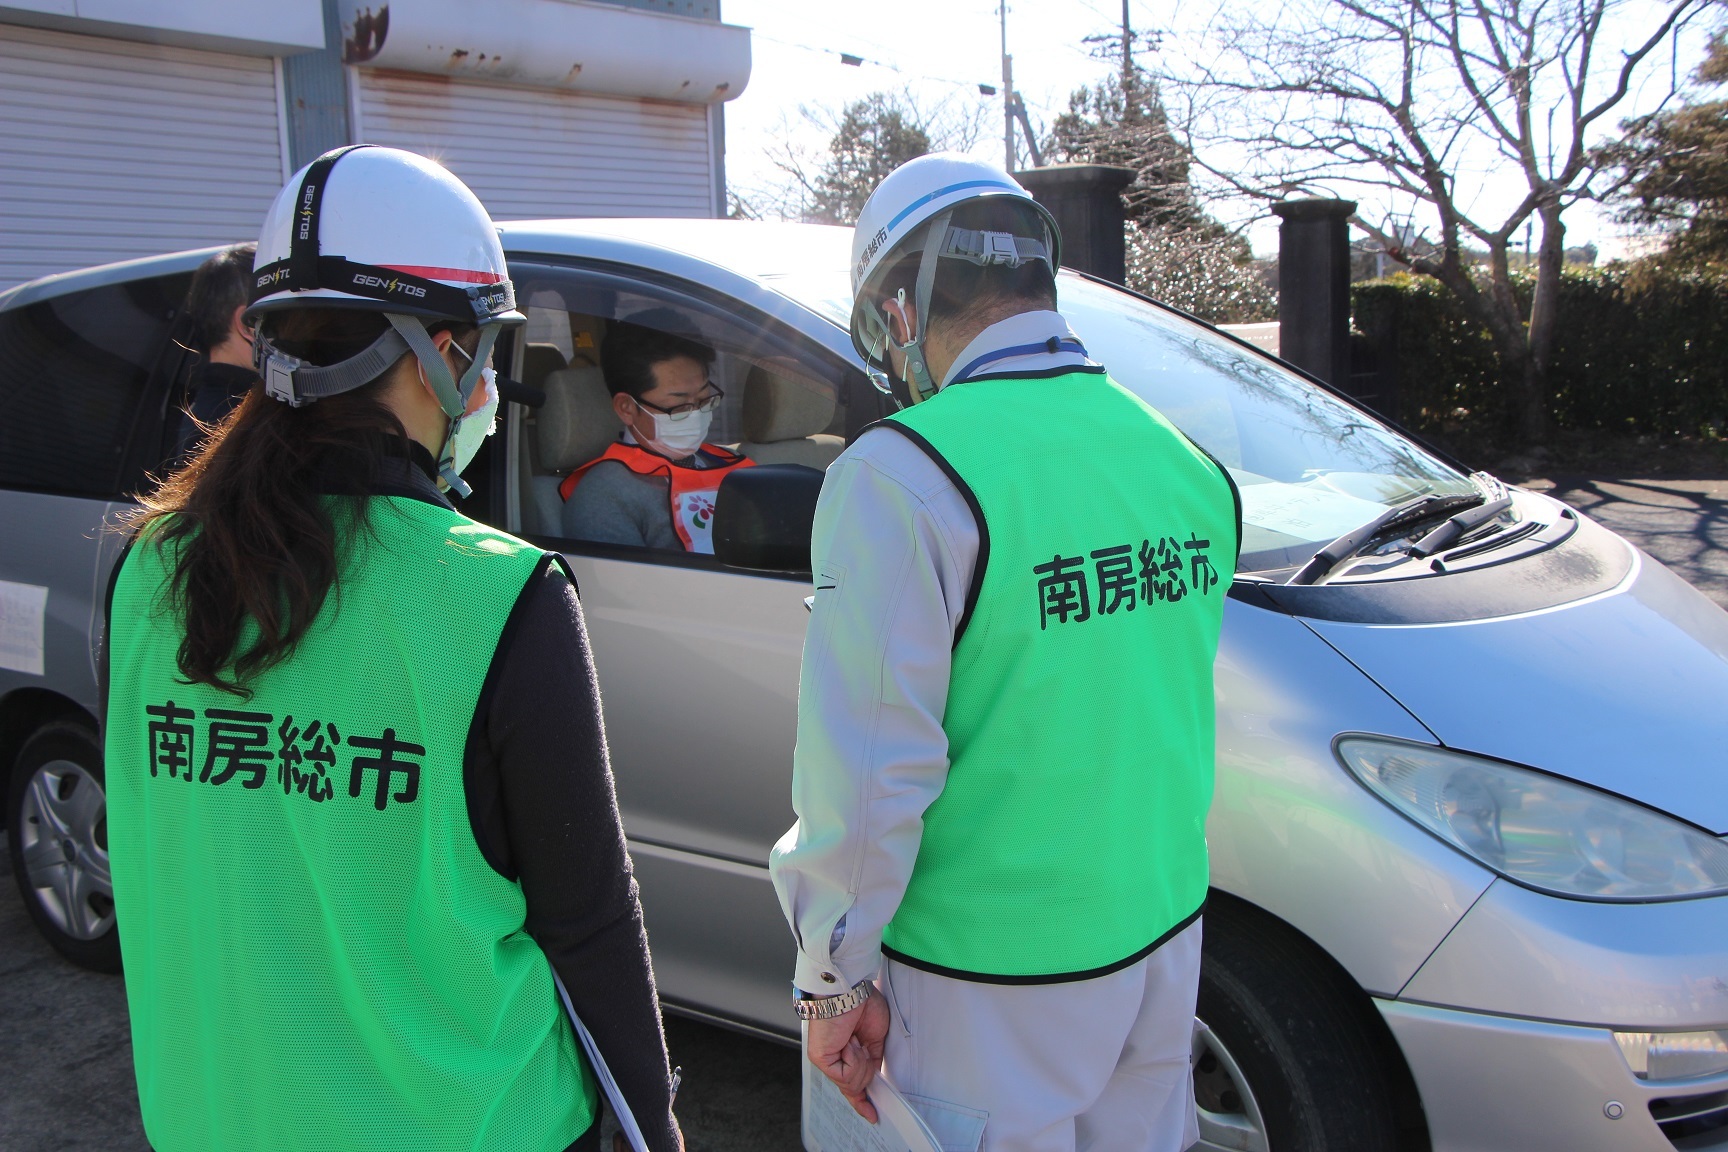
[0,275,190,499]
[505,265,850,562]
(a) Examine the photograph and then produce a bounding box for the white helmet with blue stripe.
[849,153,1061,404]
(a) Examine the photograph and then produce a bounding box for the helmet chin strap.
[879,208,954,407]
[385,313,501,497]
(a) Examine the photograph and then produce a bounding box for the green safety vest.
[105,496,599,1152]
[880,367,1238,981]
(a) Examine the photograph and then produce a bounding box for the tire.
[7,721,121,972]
[1193,903,1410,1152]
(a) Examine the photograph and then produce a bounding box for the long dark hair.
[129,308,469,697]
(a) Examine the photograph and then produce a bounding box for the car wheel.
[7,722,121,972]
[1194,905,1407,1152]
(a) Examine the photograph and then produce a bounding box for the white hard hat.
[246,144,520,328]
[244,145,522,497]
[848,152,1060,402]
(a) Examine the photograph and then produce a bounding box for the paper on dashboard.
[801,1027,941,1152]
[1237,481,1387,542]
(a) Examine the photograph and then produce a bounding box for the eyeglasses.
[632,384,725,419]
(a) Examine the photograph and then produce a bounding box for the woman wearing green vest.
[104,146,682,1152]
[770,155,1240,1151]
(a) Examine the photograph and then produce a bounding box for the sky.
[718,0,1720,260]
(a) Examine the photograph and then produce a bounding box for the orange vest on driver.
[559,441,754,553]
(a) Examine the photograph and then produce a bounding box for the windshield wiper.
[1407,495,1514,558]
[1288,491,1488,586]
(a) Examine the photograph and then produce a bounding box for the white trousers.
[878,918,1202,1152]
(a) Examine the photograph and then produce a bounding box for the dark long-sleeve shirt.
[394,446,679,1151]
[468,558,680,1152]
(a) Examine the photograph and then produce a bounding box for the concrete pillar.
[1272,197,1357,387]
[1015,164,1134,284]
[281,0,353,168]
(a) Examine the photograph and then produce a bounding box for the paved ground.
[1522,476,1728,608]
[0,840,803,1152]
[2,475,1723,1151]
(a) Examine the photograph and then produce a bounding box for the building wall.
[0,23,287,288]
[0,0,745,289]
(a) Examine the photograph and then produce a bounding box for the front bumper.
[1380,1000,1728,1151]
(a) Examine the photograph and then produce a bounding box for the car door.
[0,272,191,720]
[491,260,874,1035]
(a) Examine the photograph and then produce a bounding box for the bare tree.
[1164,0,1709,443]
[736,92,991,225]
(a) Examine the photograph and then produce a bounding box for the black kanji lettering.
[347,728,424,811]
[145,701,195,781]
[277,715,338,803]
[202,709,272,788]
[1140,536,1188,603]
[1033,553,1090,628]
[1092,544,1137,614]
[1185,533,1220,594]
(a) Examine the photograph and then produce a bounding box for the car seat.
[528,365,618,535]
[521,342,569,392]
[738,365,844,469]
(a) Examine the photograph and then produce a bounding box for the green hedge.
[1351,265,1728,439]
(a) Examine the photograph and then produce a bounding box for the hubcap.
[17,758,114,940]
[1193,1018,1271,1152]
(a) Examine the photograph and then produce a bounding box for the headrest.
[522,342,569,388]
[742,365,836,443]
[538,366,620,473]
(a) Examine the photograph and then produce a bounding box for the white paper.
[0,580,48,676]
[1237,482,1386,542]
[802,1027,942,1152]
[552,972,649,1152]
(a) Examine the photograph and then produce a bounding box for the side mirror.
[714,463,824,576]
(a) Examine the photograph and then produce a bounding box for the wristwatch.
[794,979,874,1021]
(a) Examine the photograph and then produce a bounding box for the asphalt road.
[0,861,804,1152]
[2,475,1723,1151]
[1524,476,1728,608]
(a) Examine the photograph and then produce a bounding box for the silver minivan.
[4,219,1726,1152]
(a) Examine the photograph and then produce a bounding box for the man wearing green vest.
[104,146,681,1151]
[770,154,1240,1151]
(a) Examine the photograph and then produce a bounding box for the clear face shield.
[857,282,937,409]
[854,208,1057,410]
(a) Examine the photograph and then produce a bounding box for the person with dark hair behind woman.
[173,241,259,457]
[102,146,682,1152]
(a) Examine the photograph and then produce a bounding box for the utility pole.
[1001,3,1014,171]
[1120,0,1135,116]
[1086,2,1149,118]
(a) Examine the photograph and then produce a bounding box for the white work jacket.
[768,310,1096,995]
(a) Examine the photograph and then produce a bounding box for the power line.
[749,29,1000,95]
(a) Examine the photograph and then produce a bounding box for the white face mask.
[447,368,498,480]
[637,405,712,459]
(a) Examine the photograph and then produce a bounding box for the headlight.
[1615,1030,1728,1081]
[1336,736,1728,901]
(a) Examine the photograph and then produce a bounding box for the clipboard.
[553,971,650,1152]
[801,1024,942,1152]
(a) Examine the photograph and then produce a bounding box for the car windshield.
[764,267,1476,573]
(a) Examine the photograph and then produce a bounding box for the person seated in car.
[560,311,753,552]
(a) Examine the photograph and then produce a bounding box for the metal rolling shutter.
[356,70,714,221]
[0,24,285,290]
